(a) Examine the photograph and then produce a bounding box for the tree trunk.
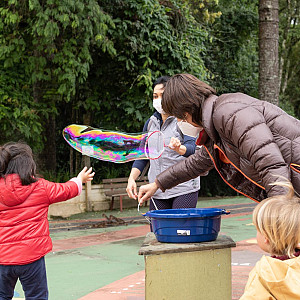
[259,0,279,105]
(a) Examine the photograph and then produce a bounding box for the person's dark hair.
[162,74,216,126]
[0,142,38,185]
[152,76,170,90]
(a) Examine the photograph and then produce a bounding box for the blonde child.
[240,182,300,299]
[0,142,94,300]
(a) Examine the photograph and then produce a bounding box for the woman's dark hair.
[162,74,216,126]
[152,76,170,90]
[0,142,37,185]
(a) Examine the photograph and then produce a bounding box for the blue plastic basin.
[144,208,230,243]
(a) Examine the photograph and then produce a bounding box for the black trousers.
[0,257,48,300]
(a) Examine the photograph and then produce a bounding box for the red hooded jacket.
[0,174,80,265]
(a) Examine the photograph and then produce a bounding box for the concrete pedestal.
[139,233,236,300]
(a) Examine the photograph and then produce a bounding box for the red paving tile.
[232,266,252,299]
[222,212,254,219]
[234,239,263,251]
[231,239,266,299]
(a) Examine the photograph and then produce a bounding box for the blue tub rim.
[144,208,230,219]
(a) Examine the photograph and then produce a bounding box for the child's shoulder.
[241,255,300,299]
[256,254,300,280]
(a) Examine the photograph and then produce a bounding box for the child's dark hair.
[0,142,37,185]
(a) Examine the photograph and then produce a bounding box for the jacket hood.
[256,255,300,295]
[0,174,35,207]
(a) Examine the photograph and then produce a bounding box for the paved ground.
[12,196,266,300]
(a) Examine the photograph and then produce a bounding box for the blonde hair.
[253,181,300,258]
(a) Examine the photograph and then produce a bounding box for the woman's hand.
[168,137,187,155]
[138,182,159,204]
[126,177,138,199]
[77,166,95,183]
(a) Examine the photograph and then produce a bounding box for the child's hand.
[77,166,94,183]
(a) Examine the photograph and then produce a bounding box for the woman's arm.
[138,146,214,203]
[127,118,150,199]
[126,167,141,199]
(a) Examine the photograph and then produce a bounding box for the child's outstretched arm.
[45,167,95,204]
[77,166,95,183]
[70,167,95,195]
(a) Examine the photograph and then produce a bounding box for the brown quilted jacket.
[156,93,300,202]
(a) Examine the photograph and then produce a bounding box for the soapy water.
[63,124,165,163]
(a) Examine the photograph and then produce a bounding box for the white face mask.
[153,97,164,114]
[177,120,202,138]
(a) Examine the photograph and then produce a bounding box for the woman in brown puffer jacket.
[138,73,300,204]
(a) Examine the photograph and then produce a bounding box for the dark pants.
[150,191,199,210]
[149,191,199,231]
[0,257,48,300]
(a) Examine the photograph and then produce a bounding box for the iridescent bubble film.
[62,124,165,163]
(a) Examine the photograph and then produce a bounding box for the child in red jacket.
[0,142,94,300]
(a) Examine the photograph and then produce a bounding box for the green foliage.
[41,169,72,183]
[204,0,259,96]
[199,169,238,197]
[183,0,222,24]
[72,0,210,133]
[23,0,114,99]
[279,99,296,118]
[92,160,132,181]
[278,0,300,118]
[0,0,115,148]
[0,69,44,149]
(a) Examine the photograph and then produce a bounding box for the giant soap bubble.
[63,124,165,163]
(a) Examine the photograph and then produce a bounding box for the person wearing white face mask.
[177,120,203,139]
[126,76,200,217]
[137,73,300,206]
